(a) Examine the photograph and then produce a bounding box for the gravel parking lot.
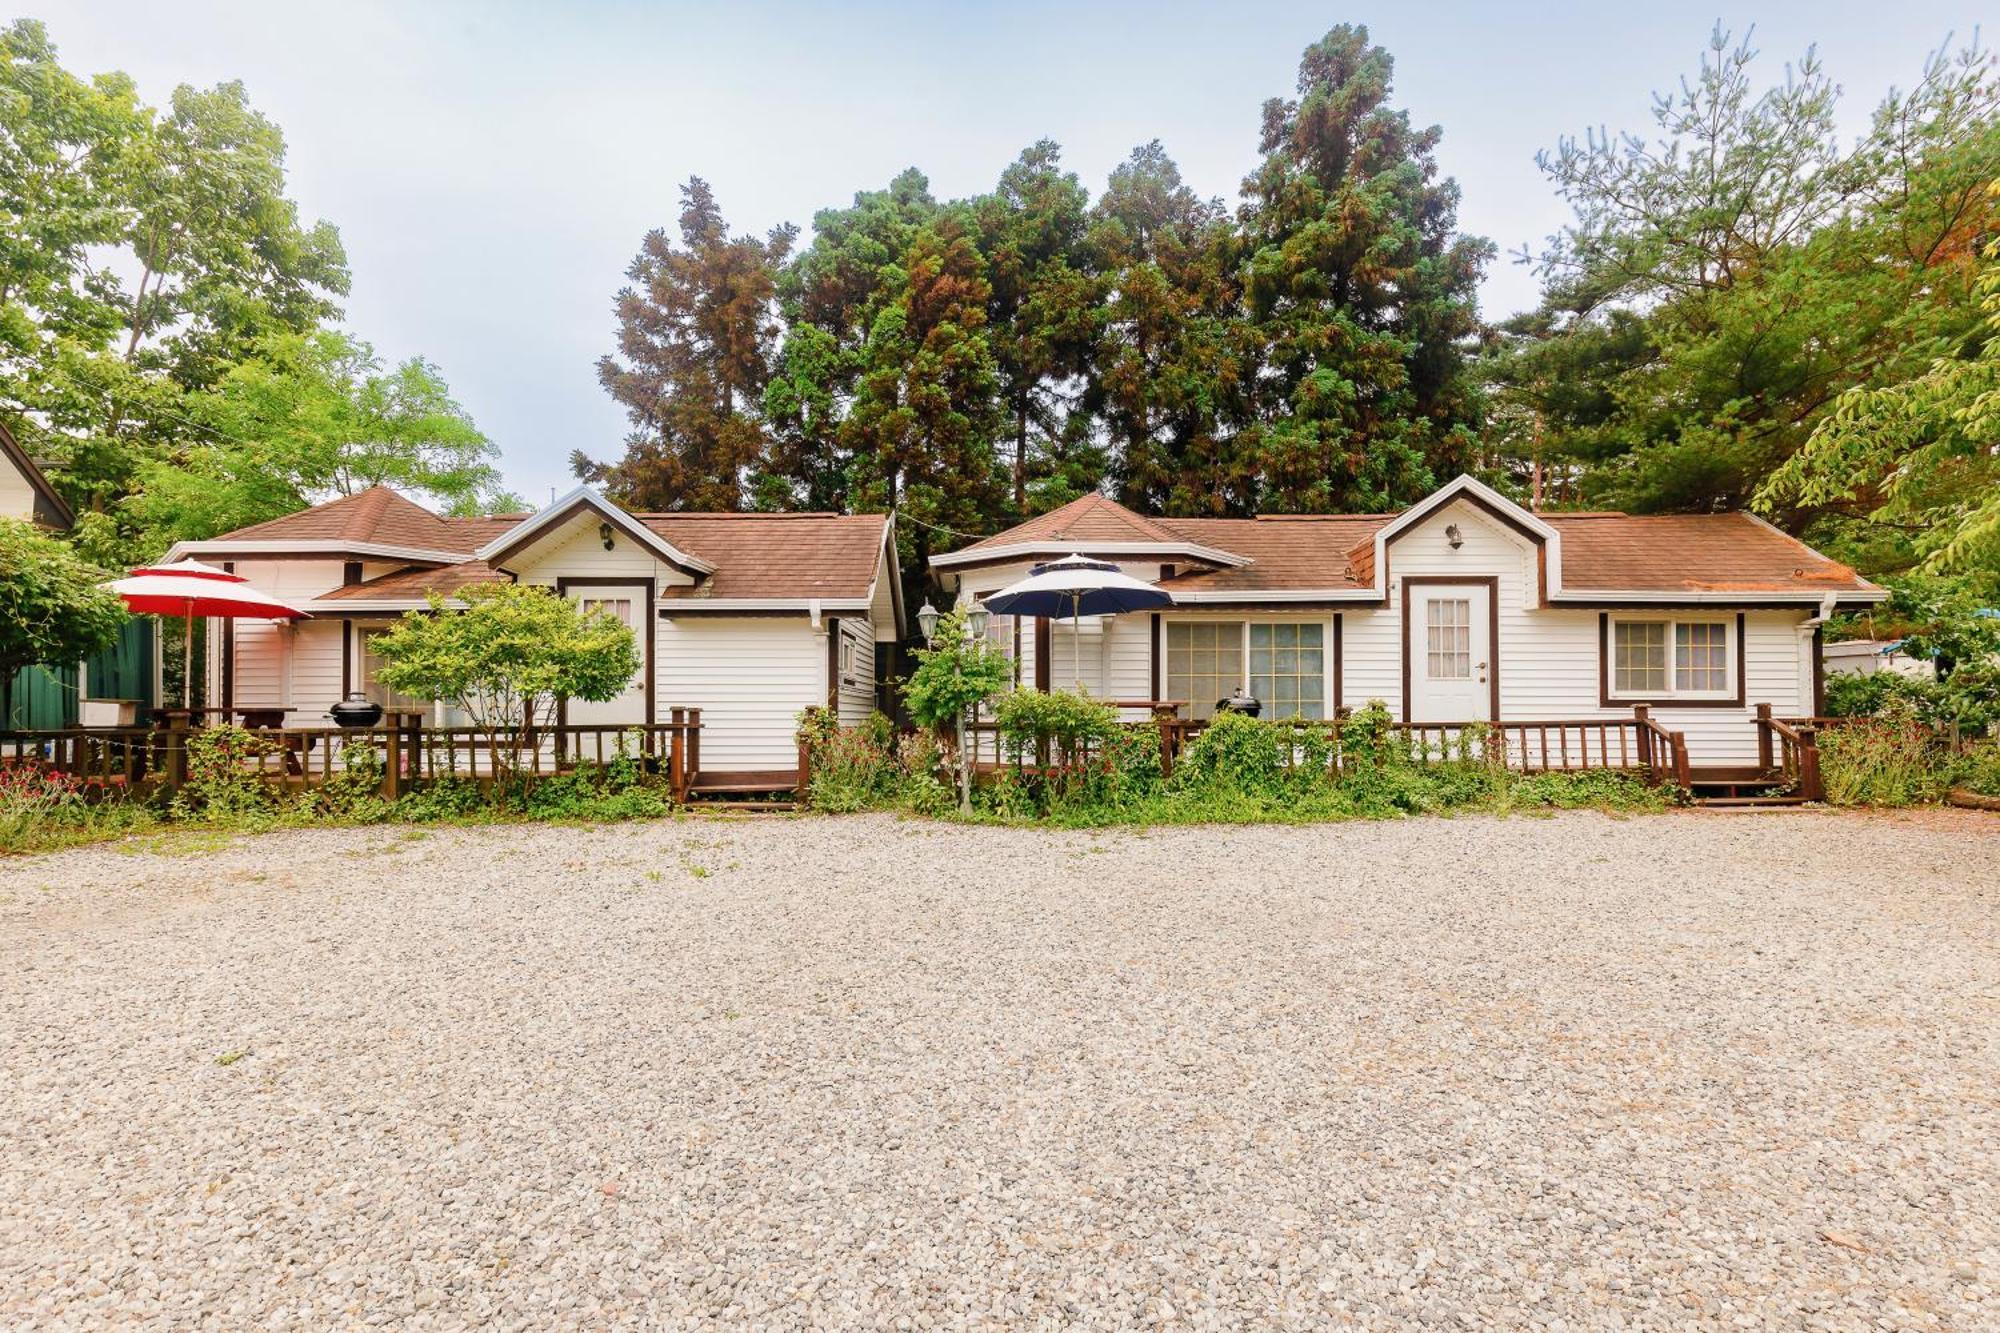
[2,810,1997,1328]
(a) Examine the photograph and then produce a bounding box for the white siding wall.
[945,502,1813,767]
[0,458,37,521]
[507,515,698,590]
[657,617,823,771]
[1338,500,1811,765]
[953,559,1163,719]
[833,620,877,726]
[215,561,346,723]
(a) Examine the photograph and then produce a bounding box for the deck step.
[1694,794,1812,808]
[684,798,800,812]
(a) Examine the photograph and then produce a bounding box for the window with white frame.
[1608,616,1734,700]
[1167,621,1326,720]
[358,626,424,712]
[1250,622,1326,720]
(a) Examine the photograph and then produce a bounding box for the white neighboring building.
[167,486,904,781]
[933,475,1886,767]
[1820,639,1936,681]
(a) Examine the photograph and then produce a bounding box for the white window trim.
[1605,612,1738,702]
[1163,615,1336,719]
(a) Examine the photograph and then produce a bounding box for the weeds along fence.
[966,712,1688,787]
[0,714,705,804]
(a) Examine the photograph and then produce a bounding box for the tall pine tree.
[970,141,1102,514]
[1237,24,1490,513]
[583,178,795,510]
[1087,141,1254,516]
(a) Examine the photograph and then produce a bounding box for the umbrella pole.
[183,606,194,710]
[1073,594,1081,692]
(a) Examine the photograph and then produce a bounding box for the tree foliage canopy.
[370,584,641,735]
[578,24,1493,605]
[0,18,499,561]
[0,517,126,713]
[1487,25,1998,576]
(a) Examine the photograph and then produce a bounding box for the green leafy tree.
[582,178,796,511]
[125,330,511,549]
[1086,142,1253,515]
[757,169,940,512]
[369,584,640,781]
[842,217,1008,607]
[0,517,127,725]
[1759,238,2000,573]
[0,20,351,516]
[1237,24,1491,513]
[970,141,1104,511]
[1501,28,1997,535]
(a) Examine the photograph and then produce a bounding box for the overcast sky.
[43,1,1990,503]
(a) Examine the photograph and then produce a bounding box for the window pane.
[1249,621,1326,721]
[1168,621,1245,720]
[1676,621,1729,692]
[1425,599,1471,679]
[1614,621,1668,694]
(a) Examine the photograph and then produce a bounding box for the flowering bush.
[0,763,87,817]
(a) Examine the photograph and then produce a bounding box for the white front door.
[565,584,649,726]
[1406,582,1492,723]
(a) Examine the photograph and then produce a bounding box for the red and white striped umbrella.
[101,560,309,707]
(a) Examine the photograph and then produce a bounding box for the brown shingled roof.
[1156,516,1388,593]
[216,485,486,552]
[644,513,888,600]
[1545,512,1870,593]
[209,492,892,601]
[315,560,510,603]
[954,493,1195,552]
[949,490,1877,599]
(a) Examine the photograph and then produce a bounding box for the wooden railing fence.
[0,712,704,804]
[965,707,1694,789]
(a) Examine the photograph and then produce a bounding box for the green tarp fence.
[4,617,156,729]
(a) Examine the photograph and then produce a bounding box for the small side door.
[1405,581,1492,723]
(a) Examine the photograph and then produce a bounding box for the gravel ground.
[2,810,1997,1330]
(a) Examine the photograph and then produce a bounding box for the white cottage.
[167,485,903,785]
[933,475,1884,769]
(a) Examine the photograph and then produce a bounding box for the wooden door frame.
[555,576,656,725]
[1400,575,1501,723]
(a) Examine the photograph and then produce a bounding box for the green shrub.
[1173,710,1297,797]
[894,729,954,816]
[1957,744,2000,797]
[988,688,1120,763]
[1506,769,1670,812]
[171,725,281,823]
[393,777,491,823]
[1816,710,1963,807]
[797,707,900,812]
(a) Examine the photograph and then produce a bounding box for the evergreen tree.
[969,141,1102,513]
[842,215,1006,605]
[1499,27,1997,554]
[755,169,940,511]
[1087,141,1255,516]
[1237,24,1490,513]
[583,178,796,510]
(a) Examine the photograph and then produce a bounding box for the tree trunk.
[1014,402,1028,511]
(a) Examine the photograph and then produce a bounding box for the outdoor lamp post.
[916,599,940,644]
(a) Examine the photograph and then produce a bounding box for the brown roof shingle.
[644,513,888,600]
[952,490,1877,599]
[1545,512,1870,593]
[217,486,494,552]
[954,493,1194,552]
[315,560,509,602]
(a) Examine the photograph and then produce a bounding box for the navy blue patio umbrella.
[983,554,1174,690]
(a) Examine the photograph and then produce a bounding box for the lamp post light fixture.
[965,603,990,641]
[916,599,940,644]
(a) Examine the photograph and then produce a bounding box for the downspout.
[1797,592,1838,716]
